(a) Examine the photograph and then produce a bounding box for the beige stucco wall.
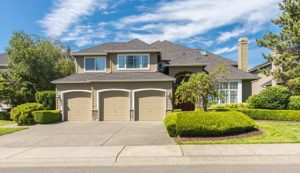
[251,73,273,95]
[74,52,158,74]
[168,66,203,77]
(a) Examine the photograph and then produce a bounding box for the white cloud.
[213,45,237,55]
[39,0,107,38]
[115,0,280,43]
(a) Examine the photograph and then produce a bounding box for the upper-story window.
[117,54,150,70]
[84,57,106,72]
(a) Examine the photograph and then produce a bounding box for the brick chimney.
[237,37,248,72]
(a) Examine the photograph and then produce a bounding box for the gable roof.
[248,61,271,73]
[52,72,175,84]
[72,39,159,56]
[0,53,8,66]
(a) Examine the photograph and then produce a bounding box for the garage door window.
[84,57,106,72]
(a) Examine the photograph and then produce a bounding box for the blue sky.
[0,0,281,68]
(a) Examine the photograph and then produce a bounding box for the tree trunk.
[202,97,207,112]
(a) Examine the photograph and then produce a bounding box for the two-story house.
[0,53,8,72]
[52,38,258,121]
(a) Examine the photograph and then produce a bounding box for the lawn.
[0,120,27,136]
[178,121,300,144]
[0,128,27,135]
[0,120,16,126]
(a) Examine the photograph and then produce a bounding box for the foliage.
[238,109,300,121]
[0,128,27,136]
[178,121,300,144]
[164,112,178,137]
[246,86,291,110]
[35,91,56,110]
[210,103,250,111]
[11,103,44,125]
[256,0,300,94]
[32,110,61,124]
[176,111,256,137]
[0,32,74,106]
[0,112,10,120]
[288,96,300,110]
[175,64,228,111]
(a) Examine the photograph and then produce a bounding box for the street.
[1,164,300,173]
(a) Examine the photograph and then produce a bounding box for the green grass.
[0,128,27,136]
[178,121,300,144]
[0,120,16,126]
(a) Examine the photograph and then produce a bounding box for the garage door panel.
[64,92,91,121]
[135,90,165,121]
[100,91,130,121]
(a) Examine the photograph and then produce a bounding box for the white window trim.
[84,56,107,72]
[117,54,150,70]
[217,80,242,104]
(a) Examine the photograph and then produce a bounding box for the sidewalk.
[1,144,300,167]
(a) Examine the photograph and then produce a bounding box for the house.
[52,38,258,121]
[0,53,8,72]
[249,61,277,95]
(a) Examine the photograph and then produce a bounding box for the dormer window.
[117,54,150,70]
[84,57,106,72]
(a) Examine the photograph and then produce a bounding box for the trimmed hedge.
[238,109,300,121]
[0,111,10,120]
[35,91,56,110]
[164,112,178,137]
[288,96,300,110]
[247,86,291,110]
[176,111,256,137]
[32,110,61,124]
[11,103,44,125]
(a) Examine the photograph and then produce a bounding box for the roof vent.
[200,50,207,56]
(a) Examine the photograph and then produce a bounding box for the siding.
[242,80,252,102]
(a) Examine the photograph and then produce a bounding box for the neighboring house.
[249,61,277,95]
[0,53,8,72]
[52,38,258,121]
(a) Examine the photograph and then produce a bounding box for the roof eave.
[105,49,161,53]
[52,78,175,84]
[165,64,208,67]
[71,52,107,56]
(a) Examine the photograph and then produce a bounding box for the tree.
[175,65,228,111]
[0,32,75,106]
[256,0,300,95]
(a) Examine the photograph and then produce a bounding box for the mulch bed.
[174,129,264,142]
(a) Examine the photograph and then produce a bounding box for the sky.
[0,0,282,68]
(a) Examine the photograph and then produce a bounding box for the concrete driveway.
[0,121,174,147]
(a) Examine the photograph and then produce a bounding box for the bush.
[176,111,256,137]
[35,91,56,110]
[11,103,44,125]
[238,109,300,121]
[32,110,61,124]
[247,86,291,110]
[288,96,300,110]
[210,103,250,111]
[0,111,10,120]
[164,112,178,137]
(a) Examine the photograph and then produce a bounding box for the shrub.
[32,110,61,124]
[11,103,44,125]
[210,103,250,111]
[238,109,300,121]
[247,86,291,110]
[164,112,178,137]
[176,111,256,137]
[0,111,10,120]
[288,96,300,110]
[35,91,56,110]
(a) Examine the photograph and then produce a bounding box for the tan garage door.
[64,92,91,121]
[100,91,130,121]
[135,90,165,121]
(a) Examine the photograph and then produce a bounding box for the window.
[117,54,150,70]
[84,57,106,72]
[217,82,239,104]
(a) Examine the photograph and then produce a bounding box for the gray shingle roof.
[248,61,271,73]
[72,39,159,56]
[52,72,175,84]
[0,53,8,65]
[151,41,258,80]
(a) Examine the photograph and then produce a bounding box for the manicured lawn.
[0,128,27,136]
[0,120,16,126]
[178,121,300,144]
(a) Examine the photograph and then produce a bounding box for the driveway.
[0,121,174,147]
